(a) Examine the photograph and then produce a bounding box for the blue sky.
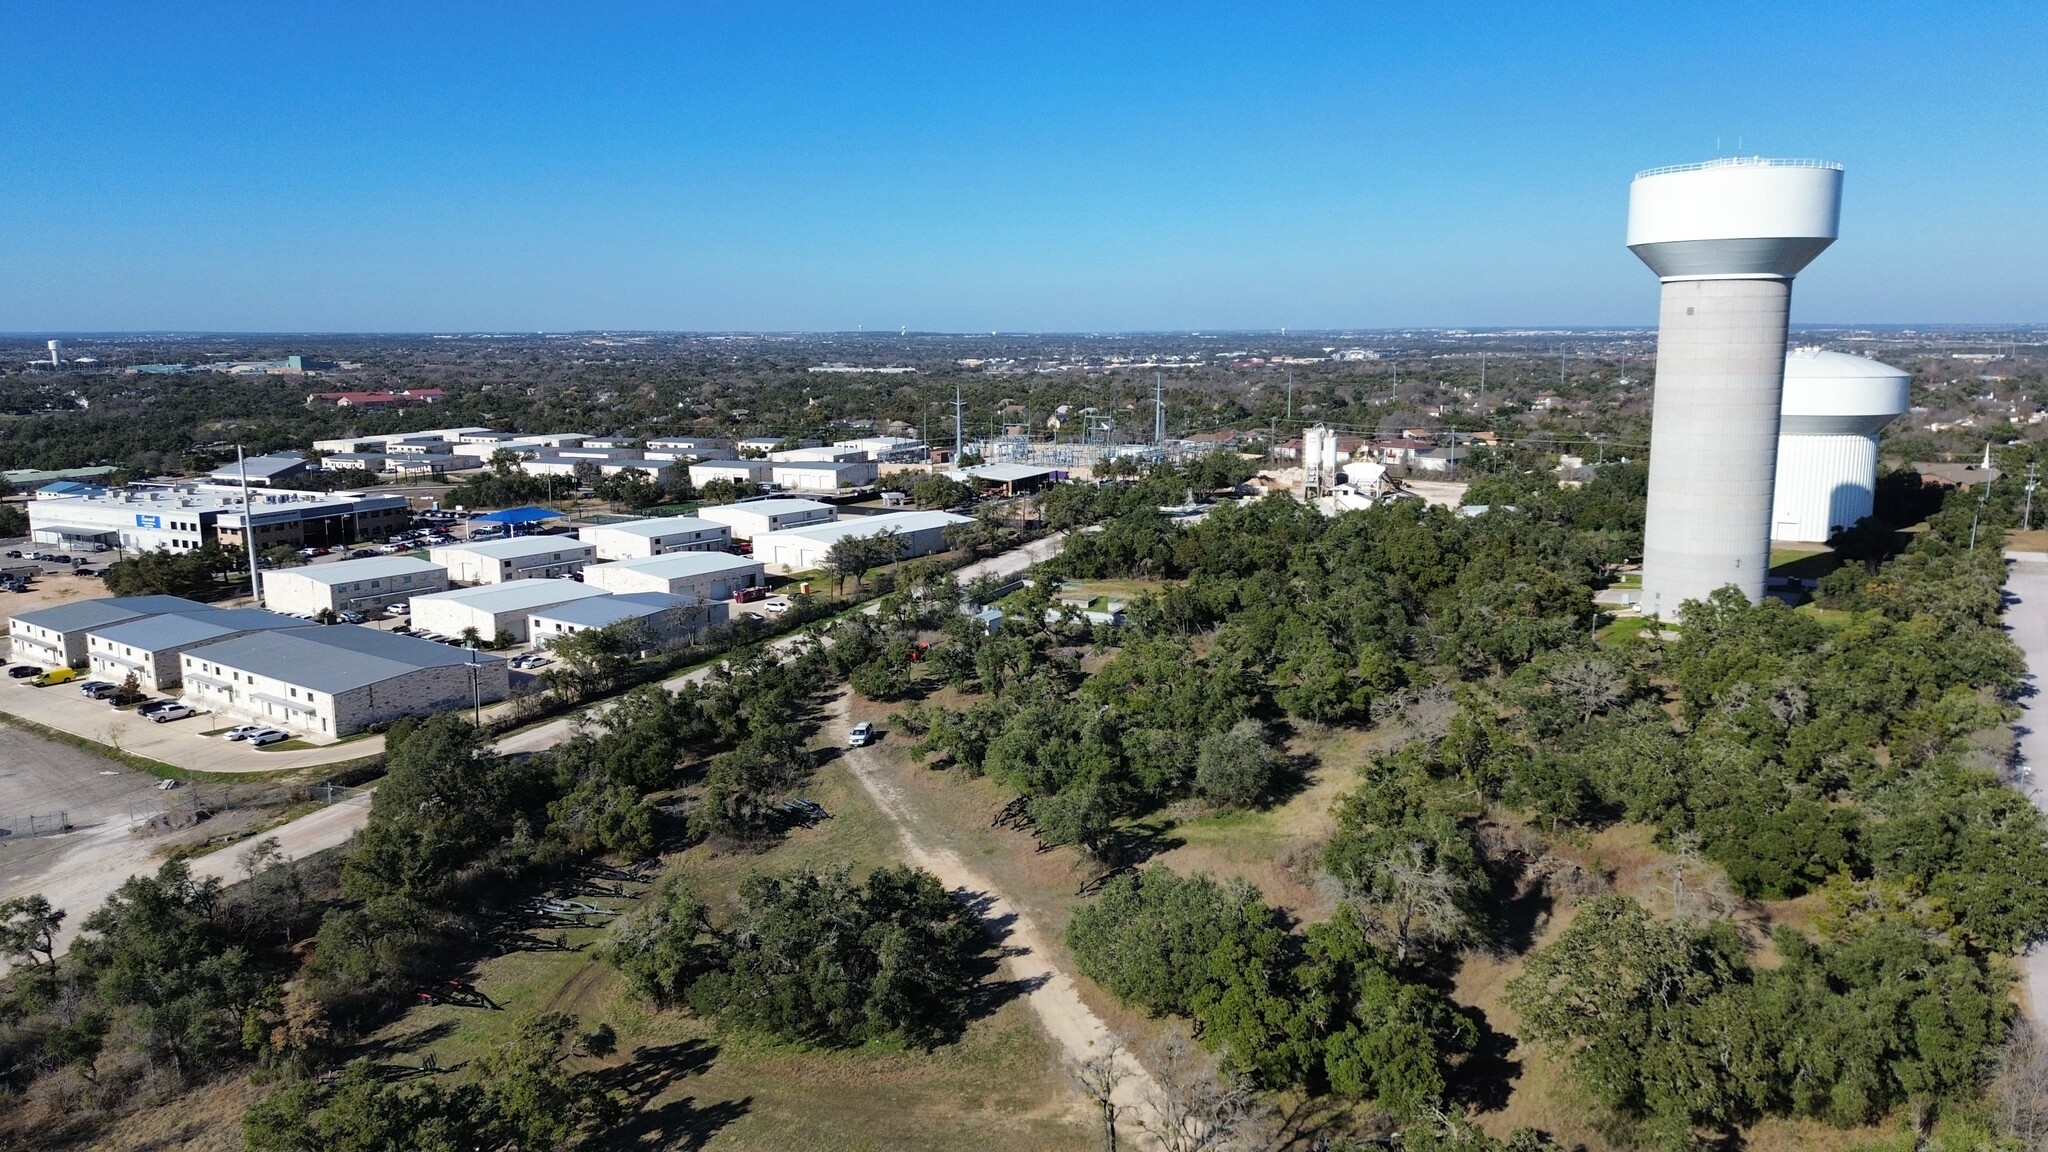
[3,2,2042,331]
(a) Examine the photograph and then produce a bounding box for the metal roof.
[412,578,611,615]
[754,510,971,545]
[183,626,504,694]
[432,536,593,561]
[209,454,309,481]
[696,498,834,520]
[89,609,313,652]
[269,555,445,586]
[588,552,762,579]
[529,592,688,629]
[11,595,209,636]
[579,516,724,539]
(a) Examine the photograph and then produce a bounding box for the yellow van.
[29,667,78,687]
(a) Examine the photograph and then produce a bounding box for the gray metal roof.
[209,454,309,481]
[697,498,835,520]
[755,510,971,545]
[589,552,762,579]
[183,626,503,693]
[90,609,314,652]
[579,516,724,539]
[529,592,687,629]
[412,578,611,614]
[11,595,209,636]
[270,555,444,586]
[431,536,594,561]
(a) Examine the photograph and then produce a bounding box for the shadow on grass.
[590,1039,747,1151]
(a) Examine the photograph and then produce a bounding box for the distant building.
[429,537,595,585]
[581,552,765,602]
[304,388,444,409]
[261,555,449,617]
[409,580,611,643]
[695,498,836,541]
[208,453,315,488]
[527,591,724,647]
[769,460,879,491]
[577,516,731,561]
[688,459,774,487]
[751,510,972,575]
[28,483,406,555]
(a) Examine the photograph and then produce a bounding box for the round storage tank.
[1769,348,1911,543]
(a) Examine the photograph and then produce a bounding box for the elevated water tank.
[1769,348,1910,543]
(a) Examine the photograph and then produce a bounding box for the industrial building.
[750,510,972,575]
[695,498,836,541]
[85,608,314,693]
[581,552,765,601]
[409,579,611,643]
[27,484,409,555]
[1770,349,1912,543]
[179,627,509,737]
[646,436,735,457]
[1628,157,1844,619]
[429,537,595,584]
[518,455,673,484]
[527,591,726,646]
[944,462,1061,495]
[206,453,315,487]
[9,595,209,668]
[689,459,774,487]
[577,516,731,560]
[770,460,879,491]
[261,555,450,617]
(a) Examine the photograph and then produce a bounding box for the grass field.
[349,720,1093,1152]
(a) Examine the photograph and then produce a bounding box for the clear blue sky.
[4,2,2042,332]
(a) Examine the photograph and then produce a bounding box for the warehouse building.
[527,591,726,647]
[8,595,209,668]
[207,453,316,487]
[750,510,973,575]
[577,516,731,560]
[86,608,314,693]
[582,552,765,602]
[409,579,611,644]
[695,498,836,541]
[28,484,408,555]
[180,627,509,737]
[429,537,595,584]
[261,555,450,617]
[770,460,879,491]
[688,458,774,487]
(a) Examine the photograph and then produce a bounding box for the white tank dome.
[1771,349,1911,543]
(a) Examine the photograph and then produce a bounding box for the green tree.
[1193,719,1280,808]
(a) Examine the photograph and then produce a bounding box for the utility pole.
[236,445,260,603]
[2027,462,2040,532]
[467,642,481,726]
[953,382,965,461]
[1285,368,1294,422]
[1153,372,1165,446]
[1478,352,1486,411]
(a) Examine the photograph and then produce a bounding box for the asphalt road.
[2006,560,2048,1024]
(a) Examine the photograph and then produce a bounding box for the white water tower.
[1628,157,1844,619]
[47,340,61,367]
[1770,349,1910,543]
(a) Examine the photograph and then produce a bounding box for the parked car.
[148,703,196,723]
[338,610,366,624]
[348,549,378,560]
[8,664,39,679]
[222,724,265,741]
[3,550,18,559]
[848,721,876,748]
[155,777,181,790]
[30,667,78,687]
[248,728,290,747]
[76,680,114,698]
[764,599,790,615]
[384,602,410,616]
[74,568,99,578]
[88,543,110,553]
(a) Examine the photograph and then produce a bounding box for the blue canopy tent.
[468,505,566,536]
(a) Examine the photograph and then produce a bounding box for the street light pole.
[237,445,260,603]
[467,642,481,726]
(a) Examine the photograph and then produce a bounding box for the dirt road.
[825,692,1161,1133]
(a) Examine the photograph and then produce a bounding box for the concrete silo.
[1628,157,1844,619]
[1769,348,1910,543]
